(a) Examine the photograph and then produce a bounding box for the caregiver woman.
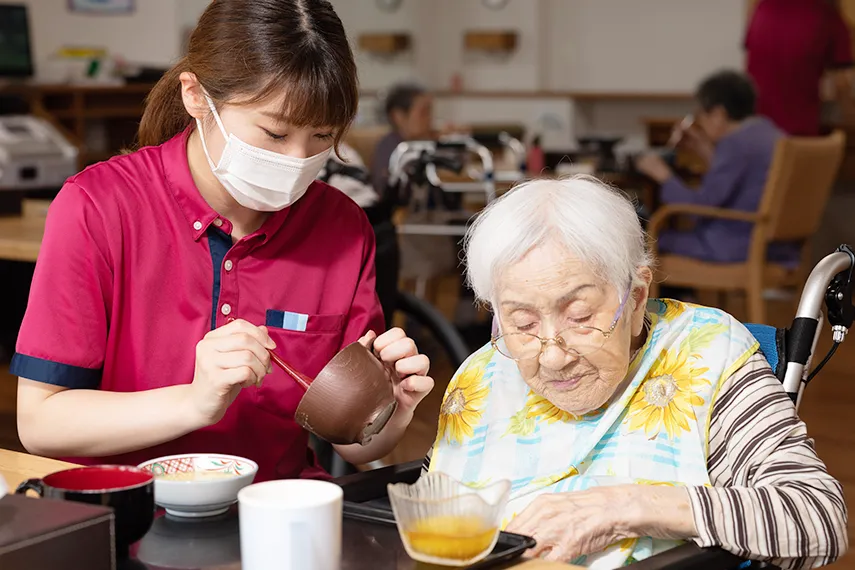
[12,0,433,481]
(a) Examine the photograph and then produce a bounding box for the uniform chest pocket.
[255,311,347,418]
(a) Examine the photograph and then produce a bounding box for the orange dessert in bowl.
[387,472,511,566]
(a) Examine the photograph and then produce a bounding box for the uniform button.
[224,259,233,271]
[221,303,232,316]
[193,221,203,231]
[213,218,223,227]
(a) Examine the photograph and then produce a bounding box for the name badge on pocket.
[266,310,309,332]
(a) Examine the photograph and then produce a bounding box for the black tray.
[336,461,535,569]
[342,501,536,570]
[335,462,750,570]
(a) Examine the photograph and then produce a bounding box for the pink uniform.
[746,0,853,136]
[11,128,385,481]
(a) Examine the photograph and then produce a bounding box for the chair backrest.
[758,130,845,242]
[744,323,784,382]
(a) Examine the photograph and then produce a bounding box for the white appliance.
[0,115,78,190]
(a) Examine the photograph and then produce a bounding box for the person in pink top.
[11,0,434,482]
[745,0,855,136]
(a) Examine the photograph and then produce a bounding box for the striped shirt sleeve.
[687,352,848,569]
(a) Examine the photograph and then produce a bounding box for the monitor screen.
[0,4,33,78]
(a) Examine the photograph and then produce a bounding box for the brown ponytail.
[135,0,358,149]
[138,60,192,148]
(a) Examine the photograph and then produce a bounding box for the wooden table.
[0,448,580,569]
[0,214,45,262]
[0,447,75,490]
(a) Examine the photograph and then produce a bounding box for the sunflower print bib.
[428,299,759,569]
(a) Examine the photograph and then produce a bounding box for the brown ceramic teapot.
[268,339,399,446]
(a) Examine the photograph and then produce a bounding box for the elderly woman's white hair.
[464,175,653,303]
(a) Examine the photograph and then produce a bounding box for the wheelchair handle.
[783,245,855,405]
[429,154,465,174]
[320,159,371,185]
[795,247,854,322]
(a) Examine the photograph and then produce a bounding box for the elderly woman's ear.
[630,267,653,337]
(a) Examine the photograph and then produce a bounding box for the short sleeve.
[828,8,853,68]
[10,182,113,389]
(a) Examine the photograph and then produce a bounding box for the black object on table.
[121,505,533,570]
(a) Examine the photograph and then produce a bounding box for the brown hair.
[138,0,358,149]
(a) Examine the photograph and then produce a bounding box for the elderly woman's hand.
[505,487,632,562]
[505,485,697,562]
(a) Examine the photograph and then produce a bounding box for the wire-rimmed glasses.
[491,285,630,361]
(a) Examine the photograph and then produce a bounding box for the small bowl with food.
[137,454,258,518]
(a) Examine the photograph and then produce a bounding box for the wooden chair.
[648,130,846,323]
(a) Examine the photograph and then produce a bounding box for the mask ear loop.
[196,90,229,170]
[203,93,229,139]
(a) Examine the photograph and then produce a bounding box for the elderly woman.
[423,177,846,569]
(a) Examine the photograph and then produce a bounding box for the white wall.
[23,0,746,90]
[431,0,544,92]
[21,0,182,71]
[330,0,439,91]
[332,0,746,93]
[546,0,746,93]
[177,0,210,31]
[21,0,744,146]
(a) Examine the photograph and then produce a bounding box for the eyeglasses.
[491,285,631,361]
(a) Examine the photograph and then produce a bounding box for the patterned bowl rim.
[136,453,258,483]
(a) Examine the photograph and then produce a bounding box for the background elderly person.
[371,83,434,197]
[423,176,846,569]
[634,70,798,267]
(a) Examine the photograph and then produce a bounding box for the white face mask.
[196,95,331,212]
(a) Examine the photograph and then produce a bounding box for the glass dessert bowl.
[387,471,511,566]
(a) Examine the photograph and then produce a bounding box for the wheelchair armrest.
[627,542,745,570]
[334,460,422,503]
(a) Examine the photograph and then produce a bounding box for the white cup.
[238,479,343,570]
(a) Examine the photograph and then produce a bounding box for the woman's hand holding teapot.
[358,328,434,416]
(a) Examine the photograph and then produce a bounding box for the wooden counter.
[0,83,153,170]
[0,448,580,569]
[0,214,45,263]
